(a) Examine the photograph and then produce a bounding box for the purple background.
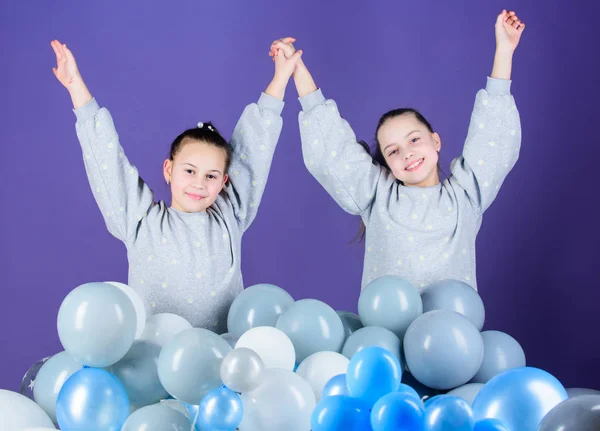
[1,0,599,392]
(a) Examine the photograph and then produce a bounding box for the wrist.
[494,45,515,58]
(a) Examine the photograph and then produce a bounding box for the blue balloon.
[423,395,442,408]
[196,387,243,431]
[122,404,191,430]
[472,367,568,431]
[397,383,421,403]
[56,367,130,431]
[322,374,349,397]
[371,392,425,431]
[474,418,511,431]
[401,372,443,401]
[342,326,403,363]
[346,346,402,408]
[425,395,474,431]
[311,395,372,431]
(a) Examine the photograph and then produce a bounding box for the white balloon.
[140,313,192,347]
[159,398,192,420]
[0,390,55,429]
[235,326,295,370]
[239,368,315,431]
[105,281,147,339]
[296,351,350,402]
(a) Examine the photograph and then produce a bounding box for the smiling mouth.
[185,192,206,201]
[405,158,424,172]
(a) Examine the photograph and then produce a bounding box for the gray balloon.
[276,299,345,363]
[566,388,600,398]
[421,279,485,331]
[106,340,168,408]
[220,347,264,393]
[121,404,191,431]
[447,383,484,406]
[471,331,526,384]
[337,311,363,341]
[33,351,81,423]
[404,310,483,390]
[342,326,402,364]
[227,283,295,338]
[538,394,600,431]
[57,282,136,367]
[220,332,240,349]
[358,276,423,340]
[158,328,232,405]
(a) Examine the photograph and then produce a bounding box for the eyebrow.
[383,130,421,153]
[182,163,223,175]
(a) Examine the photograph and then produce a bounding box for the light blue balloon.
[358,276,423,340]
[425,395,474,431]
[473,418,511,431]
[471,331,526,383]
[342,326,402,364]
[371,392,425,431]
[106,340,168,408]
[447,383,485,405]
[538,394,600,431]
[403,310,483,389]
[421,279,485,330]
[196,387,243,431]
[337,311,363,341]
[322,374,349,397]
[311,395,372,431]
[276,299,345,363]
[423,395,443,408]
[157,328,232,405]
[227,283,295,338]
[56,367,129,431]
[347,346,402,408]
[220,332,239,349]
[397,383,421,403]
[122,404,191,431]
[33,351,81,423]
[57,282,136,367]
[401,372,443,401]
[472,367,568,431]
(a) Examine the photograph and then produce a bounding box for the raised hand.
[495,10,525,52]
[50,40,91,108]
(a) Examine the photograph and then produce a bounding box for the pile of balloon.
[2,276,600,430]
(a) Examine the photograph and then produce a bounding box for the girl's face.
[377,114,442,187]
[163,140,228,213]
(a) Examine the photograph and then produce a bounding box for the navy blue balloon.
[474,418,511,431]
[56,367,130,431]
[346,347,402,408]
[322,374,349,397]
[371,392,425,431]
[425,395,474,431]
[311,395,372,431]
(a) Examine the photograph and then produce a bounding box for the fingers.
[63,43,76,64]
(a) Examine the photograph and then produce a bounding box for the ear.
[222,174,229,187]
[163,159,173,183]
[432,132,442,153]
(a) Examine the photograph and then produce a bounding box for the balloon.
[473,418,512,431]
[322,374,350,398]
[296,351,350,402]
[106,340,168,408]
[0,390,55,429]
[566,387,600,398]
[421,279,485,330]
[196,387,243,431]
[311,395,372,431]
[424,395,474,431]
[220,347,264,393]
[403,310,483,389]
[235,326,295,370]
[158,328,231,404]
[276,299,345,363]
[397,383,422,403]
[346,346,402,408]
[160,398,193,419]
[342,326,402,363]
[371,392,425,431]
[358,275,423,340]
[220,332,239,349]
[538,394,600,431]
[140,313,192,347]
[105,281,147,338]
[227,283,295,338]
[472,367,567,431]
[20,356,50,399]
[56,367,129,431]
[401,372,443,401]
[471,331,526,383]
[121,404,191,431]
[57,282,136,367]
[239,368,315,431]
[337,311,363,341]
[33,351,81,423]
[447,383,485,406]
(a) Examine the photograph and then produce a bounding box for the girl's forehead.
[176,141,226,162]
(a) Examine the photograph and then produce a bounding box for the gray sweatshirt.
[299,77,521,291]
[74,93,284,333]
